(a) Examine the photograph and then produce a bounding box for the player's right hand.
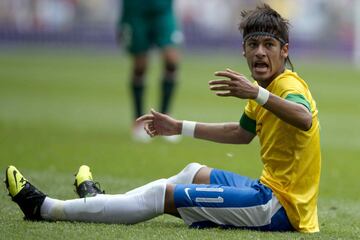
[136,109,182,137]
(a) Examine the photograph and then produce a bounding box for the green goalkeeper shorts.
[120,7,182,55]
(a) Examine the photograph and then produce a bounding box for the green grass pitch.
[0,47,359,239]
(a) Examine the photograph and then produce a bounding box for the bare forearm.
[263,94,312,131]
[191,122,253,144]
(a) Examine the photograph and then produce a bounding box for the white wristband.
[181,120,196,137]
[255,86,270,105]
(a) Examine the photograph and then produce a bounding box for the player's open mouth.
[253,62,269,73]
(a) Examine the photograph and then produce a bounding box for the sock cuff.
[146,182,167,214]
[167,162,206,184]
[186,162,206,183]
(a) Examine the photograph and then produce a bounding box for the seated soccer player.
[5,4,321,233]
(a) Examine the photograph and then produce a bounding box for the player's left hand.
[209,68,258,99]
[136,109,181,137]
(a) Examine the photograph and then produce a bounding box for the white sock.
[125,162,205,195]
[40,182,166,224]
[125,178,167,195]
[167,162,205,184]
[40,163,203,223]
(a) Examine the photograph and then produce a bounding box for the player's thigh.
[121,17,150,55]
[173,183,294,231]
[173,184,274,227]
[152,11,182,48]
[210,168,258,188]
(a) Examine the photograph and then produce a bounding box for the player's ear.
[281,43,289,58]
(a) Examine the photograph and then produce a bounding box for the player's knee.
[192,166,212,184]
[133,66,146,78]
[131,67,146,85]
[182,162,202,174]
[183,162,208,182]
[168,163,206,185]
[165,62,177,73]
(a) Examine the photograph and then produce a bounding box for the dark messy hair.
[239,4,294,70]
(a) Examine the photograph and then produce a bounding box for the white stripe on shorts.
[178,193,282,227]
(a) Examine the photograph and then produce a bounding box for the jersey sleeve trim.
[240,112,256,134]
[285,94,311,112]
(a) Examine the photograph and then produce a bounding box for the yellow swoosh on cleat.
[6,166,27,197]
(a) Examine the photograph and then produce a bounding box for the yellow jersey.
[240,69,321,233]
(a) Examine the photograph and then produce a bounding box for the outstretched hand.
[136,109,181,137]
[209,68,258,99]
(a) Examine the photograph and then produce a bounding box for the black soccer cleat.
[74,165,104,198]
[5,166,46,220]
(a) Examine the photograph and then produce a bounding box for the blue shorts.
[174,169,294,231]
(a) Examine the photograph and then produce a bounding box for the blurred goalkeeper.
[6,4,321,233]
[117,0,182,142]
